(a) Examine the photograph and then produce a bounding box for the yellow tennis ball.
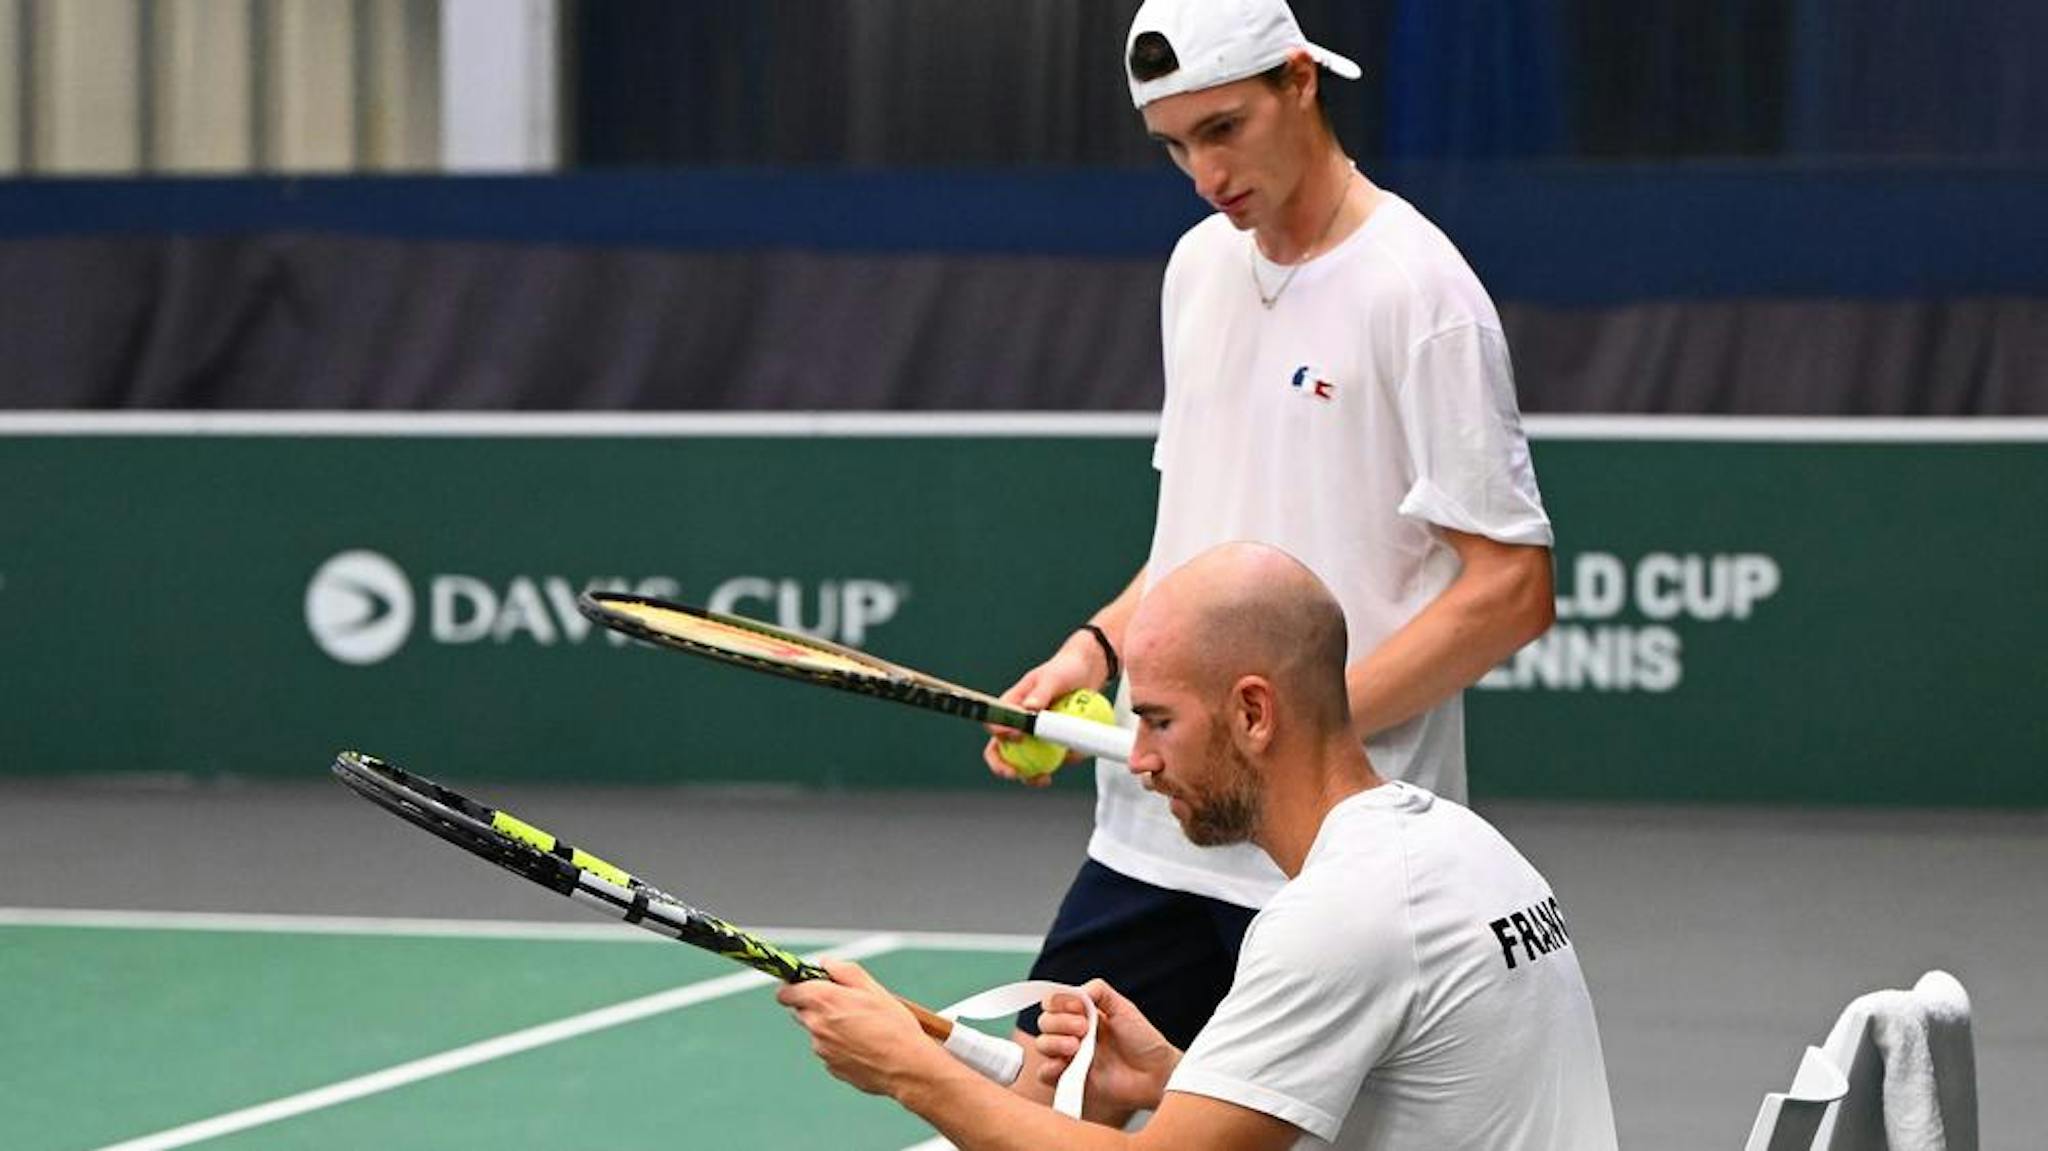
[999,689,1116,778]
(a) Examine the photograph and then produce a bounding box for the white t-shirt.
[1166,783,1617,1151]
[1088,193,1552,909]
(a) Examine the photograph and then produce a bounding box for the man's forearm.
[1055,565,1148,688]
[1093,566,1147,655]
[1348,542,1552,737]
[896,1058,1135,1151]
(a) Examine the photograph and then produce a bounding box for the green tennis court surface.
[0,914,1034,1150]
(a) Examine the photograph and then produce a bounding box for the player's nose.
[1188,150,1228,200]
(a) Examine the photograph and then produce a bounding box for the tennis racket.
[329,750,1023,1085]
[577,590,1134,762]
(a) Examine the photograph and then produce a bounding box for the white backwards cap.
[1126,0,1363,110]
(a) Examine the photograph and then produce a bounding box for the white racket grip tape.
[942,1024,1025,1087]
[1031,709,1135,763]
[939,979,1098,1119]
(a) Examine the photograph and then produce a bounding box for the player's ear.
[1284,52,1318,110]
[1230,676,1276,752]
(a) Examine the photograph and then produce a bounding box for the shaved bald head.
[1123,543,1381,865]
[1128,541,1352,732]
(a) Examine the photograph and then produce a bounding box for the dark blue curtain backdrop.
[1383,0,1567,159]
[7,168,2039,302]
[570,0,2047,166]
[1789,0,2048,159]
[4,171,2042,413]
[1571,0,1788,157]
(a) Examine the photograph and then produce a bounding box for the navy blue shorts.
[1016,858,1259,1050]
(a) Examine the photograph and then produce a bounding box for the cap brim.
[1306,42,1362,81]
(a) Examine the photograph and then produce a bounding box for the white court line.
[82,932,909,1151]
[0,410,1161,439]
[1524,414,2048,443]
[0,907,1042,952]
[0,410,2044,443]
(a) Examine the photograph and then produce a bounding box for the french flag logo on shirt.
[1290,365,1337,401]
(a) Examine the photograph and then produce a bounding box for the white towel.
[1894,971,1976,1151]
[1821,969,1977,1151]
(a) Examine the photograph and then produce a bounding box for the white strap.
[938,980,1098,1119]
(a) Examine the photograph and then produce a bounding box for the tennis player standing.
[983,0,1558,1079]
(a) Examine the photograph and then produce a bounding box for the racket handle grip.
[903,998,956,1041]
[1031,710,1135,763]
[942,1024,1026,1087]
[902,999,1024,1086]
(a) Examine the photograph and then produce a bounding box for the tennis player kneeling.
[781,542,1618,1150]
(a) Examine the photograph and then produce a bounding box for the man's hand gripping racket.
[329,751,1025,1086]
[981,638,1114,787]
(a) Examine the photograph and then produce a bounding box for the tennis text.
[1479,551,1781,694]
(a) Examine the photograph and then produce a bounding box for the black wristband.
[1078,623,1120,687]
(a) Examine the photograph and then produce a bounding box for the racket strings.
[579,591,990,698]
[335,752,828,984]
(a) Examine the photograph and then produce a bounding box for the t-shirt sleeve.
[1392,324,1554,547]
[1164,896,1412,1143]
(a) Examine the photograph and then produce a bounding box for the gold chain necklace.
[1250,167,1356,310]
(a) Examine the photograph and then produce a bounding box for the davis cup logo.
[305,551,902,664]
[305,550,416,666]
